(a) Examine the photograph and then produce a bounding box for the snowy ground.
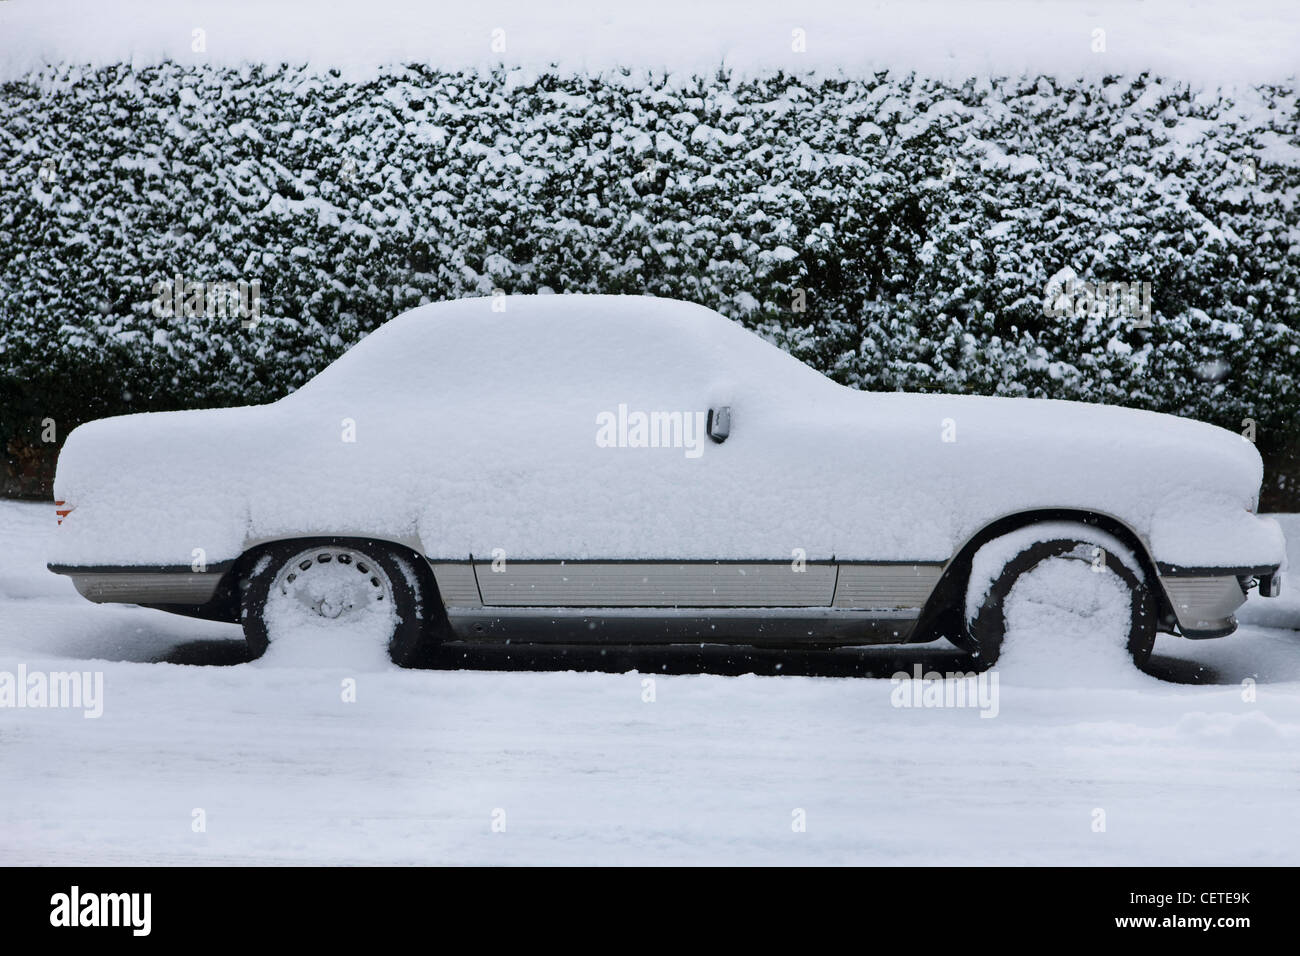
[1,499,1298,865]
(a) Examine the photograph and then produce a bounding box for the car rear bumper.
[48,562,232,606]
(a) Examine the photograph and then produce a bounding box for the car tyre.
[965,533,1158,669]
[238,538,439,666]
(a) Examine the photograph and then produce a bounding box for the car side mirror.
[707,406,731,443]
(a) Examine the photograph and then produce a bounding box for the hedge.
[1,64,1297,503]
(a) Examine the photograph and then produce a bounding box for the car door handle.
[707,406,731,443]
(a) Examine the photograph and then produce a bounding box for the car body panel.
[471,560,837,607]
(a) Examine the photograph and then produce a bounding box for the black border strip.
[47,561,235,576]
[1156,563,1278,577]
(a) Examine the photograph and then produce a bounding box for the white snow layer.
[0,0,1296,85]
[998,555,1142,688]
[965,521,1138,624]
[258,560,397,671]
[50,295,1285,570]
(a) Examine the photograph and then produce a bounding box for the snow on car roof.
[294,294,832,399]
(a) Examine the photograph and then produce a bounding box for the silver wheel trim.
[271,546,395,622]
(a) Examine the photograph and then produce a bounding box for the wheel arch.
[910,508,1176,643]
[232,534,448,632]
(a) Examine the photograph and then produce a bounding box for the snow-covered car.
[49,294,1285,668]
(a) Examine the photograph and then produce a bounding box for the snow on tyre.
[239,539,433,667]
[964,523,1158,673]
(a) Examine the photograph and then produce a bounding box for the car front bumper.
[1158,565,1282,638]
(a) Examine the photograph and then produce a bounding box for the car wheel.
[239,539,436,666]
[964,529,1158,669]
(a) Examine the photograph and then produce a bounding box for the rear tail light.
[55,500,73,526]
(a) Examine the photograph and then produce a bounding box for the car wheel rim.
[272,547,393,624]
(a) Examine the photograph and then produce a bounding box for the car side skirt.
[435,559,944,646]
[443,606,921,646]
[437,559,946,611]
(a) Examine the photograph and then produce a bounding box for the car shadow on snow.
[150,635,1228,683]
[160,639,257,666]
[155,635,978,677]
[149,632,977,676]
[421,640,979,679]
[1140,653,1229,685]
[422,642,1229,683]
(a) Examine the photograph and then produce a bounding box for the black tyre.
[965,534,1158,669]
[238,537,439,666]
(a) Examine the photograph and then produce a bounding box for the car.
[49,294,1285,668]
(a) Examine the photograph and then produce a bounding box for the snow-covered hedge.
[1,64,1298,502]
